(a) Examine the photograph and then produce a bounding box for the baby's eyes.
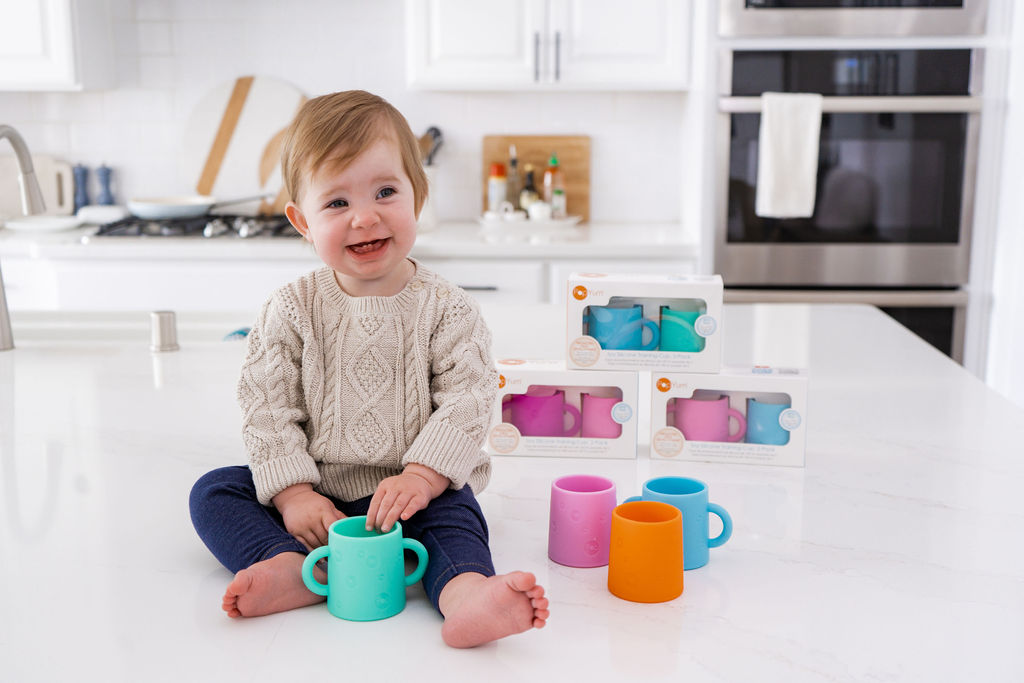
[327,199,348,209]
[377,187,396,199]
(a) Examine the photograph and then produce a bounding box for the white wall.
[0,0,687,225]
[985,3,1024,410]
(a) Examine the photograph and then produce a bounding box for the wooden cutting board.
[181,75,307,215]
[482,135,590,222]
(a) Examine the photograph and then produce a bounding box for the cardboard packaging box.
[650,368,808,467]
[566,273,723,373]
[488,359,639,459]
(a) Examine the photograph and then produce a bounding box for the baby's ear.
[285,202,311,240]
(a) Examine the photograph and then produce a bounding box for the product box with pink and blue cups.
[649,367,808,467]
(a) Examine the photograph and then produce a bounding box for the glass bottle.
[505,144,521,210]
[542,152,566,218]
[519,165,540,211]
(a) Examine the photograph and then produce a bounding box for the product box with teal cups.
[649,367,808,467]
[566,272,723,373]
[488,359,639,459]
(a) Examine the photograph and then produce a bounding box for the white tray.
[478,215,583,231]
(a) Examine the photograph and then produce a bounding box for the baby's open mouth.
[348,238,387,254]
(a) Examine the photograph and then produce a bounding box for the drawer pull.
[460,285,498,292]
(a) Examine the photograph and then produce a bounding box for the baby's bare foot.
[439,571,549,648]
[222,552,324,618]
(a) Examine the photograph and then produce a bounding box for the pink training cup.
[504,390,581,437]
[672,395,746,442]
[548,474,617,568]
[580,393,623,439]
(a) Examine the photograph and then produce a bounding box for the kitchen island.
[2,303,1022,682]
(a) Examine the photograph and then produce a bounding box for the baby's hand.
[366,464,449,532]
[272,484,345,550]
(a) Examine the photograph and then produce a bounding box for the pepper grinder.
[72,164,89,212]
[95,164,114,205]
[95,163,115,204]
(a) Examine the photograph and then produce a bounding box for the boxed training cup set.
[565,273,724,373]
[488,360,639,460]
[485,271,807,466]
[649,368,808,467]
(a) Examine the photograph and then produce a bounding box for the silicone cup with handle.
[301,517,428,621]
[584,305,660,351]
[625,476,733,570]
[502,391,581,437]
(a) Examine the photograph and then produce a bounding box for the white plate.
[2,215,84,232]
[478,215,583,230]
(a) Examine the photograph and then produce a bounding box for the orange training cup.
[607,501,684,603]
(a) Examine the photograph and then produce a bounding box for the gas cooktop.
[87,214,299,239]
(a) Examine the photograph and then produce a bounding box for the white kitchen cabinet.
[405,0,690,91]
[418,259,547,304]
[0,0,112,91]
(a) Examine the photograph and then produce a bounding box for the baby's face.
[286,137,417,296]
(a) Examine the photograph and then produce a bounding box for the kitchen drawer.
[547,259,696,303]
[419,260,546,304]
[2,257,59,310]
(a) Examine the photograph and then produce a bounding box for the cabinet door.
[548,0,689,90]
[0,0,76,90]
[406,0,548,90]
[0,0,111,91]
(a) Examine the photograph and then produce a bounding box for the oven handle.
[724,288,968,307]
[718,96,982,114]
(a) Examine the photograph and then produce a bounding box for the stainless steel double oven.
[713,8,987,361]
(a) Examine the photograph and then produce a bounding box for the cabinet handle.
[534,32,540,82]
[554,31,561,81]
[460,285,499,292]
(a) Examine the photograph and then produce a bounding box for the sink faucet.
[0,124,48,351]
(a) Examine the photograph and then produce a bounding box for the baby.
[189,90,548,648]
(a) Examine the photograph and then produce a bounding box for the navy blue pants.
[189,465,496,612]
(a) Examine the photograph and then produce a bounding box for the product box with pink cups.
[487,359,639,459]
[565,273,724,374]
[649,368,808,467]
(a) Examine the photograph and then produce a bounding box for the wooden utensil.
[482,135,591,222]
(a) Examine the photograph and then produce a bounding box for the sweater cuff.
[251,455,322,506]
[403,420,484,490]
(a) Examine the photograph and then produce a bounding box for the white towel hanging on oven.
[755,92,823,219]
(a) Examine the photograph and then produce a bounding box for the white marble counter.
[0,221,695,261]
[2,303,1023,682]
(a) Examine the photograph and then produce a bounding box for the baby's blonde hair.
[281,90,428,215]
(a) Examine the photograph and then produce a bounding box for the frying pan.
[126,194,270,220]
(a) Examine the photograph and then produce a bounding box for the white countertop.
[0,221,695,261]
[3,303,1023,682]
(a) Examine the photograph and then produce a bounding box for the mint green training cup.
[301,516,428,621]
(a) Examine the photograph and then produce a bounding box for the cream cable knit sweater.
[237,261,498,506]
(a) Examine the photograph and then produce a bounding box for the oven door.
[718,0,988,37]
[715,52,982,287]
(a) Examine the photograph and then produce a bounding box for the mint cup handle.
[707,503,733,548]
[301,546,330,597]
[403,538,429,586]
[642,319,660,351]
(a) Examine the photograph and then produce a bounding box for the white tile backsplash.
[0,0,685,222]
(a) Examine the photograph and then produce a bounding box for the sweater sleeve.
[237,292,321,505]
[401,289,498,489]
